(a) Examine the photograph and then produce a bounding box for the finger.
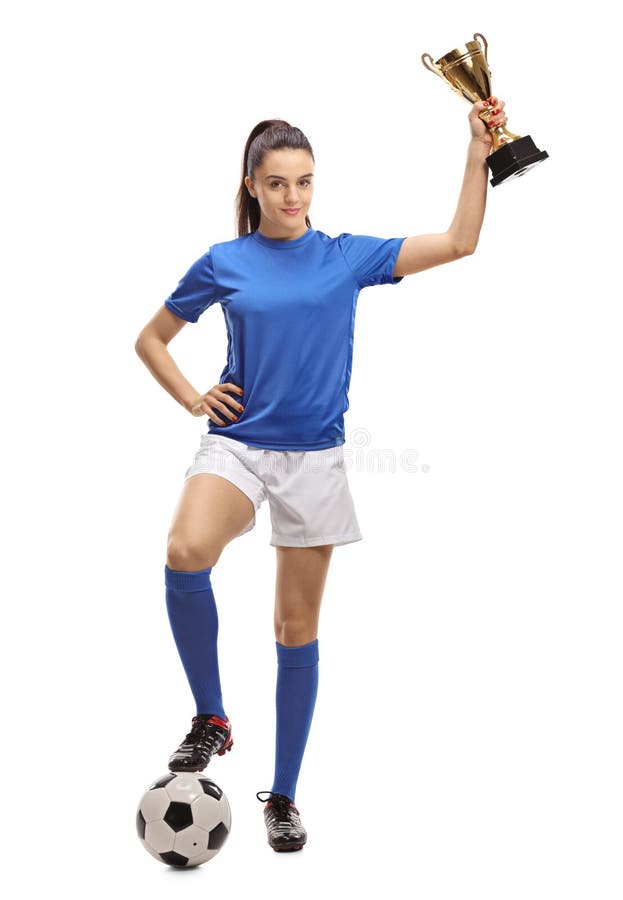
[222,392,244,411]
[217,400,238,421]
[225,382,244,395]
[209,410,227,425]
[216,387,238,400]
[216,392,244,413]
[218,389,245,412]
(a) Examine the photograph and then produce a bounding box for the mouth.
[282,208,301,215]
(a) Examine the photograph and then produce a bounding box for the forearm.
[135,337,201,413]
[448,139,491,254]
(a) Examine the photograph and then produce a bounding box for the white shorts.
[184,433,363,548]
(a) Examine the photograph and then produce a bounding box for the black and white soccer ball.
[136,772,231,867]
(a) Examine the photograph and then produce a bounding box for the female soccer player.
[135,96,507,852]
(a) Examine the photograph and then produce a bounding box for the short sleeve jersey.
[164,227,406,450]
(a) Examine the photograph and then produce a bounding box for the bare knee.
[166,534,222,571]
[274,615,318,646]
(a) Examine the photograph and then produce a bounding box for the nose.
[284,189,300,206]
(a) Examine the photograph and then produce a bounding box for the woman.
[134,96,507,852]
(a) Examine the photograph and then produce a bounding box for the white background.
[3,1,621,897]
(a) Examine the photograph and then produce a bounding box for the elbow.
[135,331,169,356]
[448,228,477,258]
[135,333,148,357]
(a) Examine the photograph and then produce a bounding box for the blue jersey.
[164,227,406,450]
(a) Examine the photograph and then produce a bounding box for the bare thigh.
[166,474,256,572]
[274,545,334,646]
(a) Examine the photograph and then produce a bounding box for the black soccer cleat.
[256,790,307,852]
[168,714,233,773]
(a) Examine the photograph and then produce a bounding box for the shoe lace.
[256,790,296,817]
[185,715,223,749]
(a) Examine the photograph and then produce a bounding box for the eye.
[268,180,313,189]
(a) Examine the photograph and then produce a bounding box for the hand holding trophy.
[422,33,548,187]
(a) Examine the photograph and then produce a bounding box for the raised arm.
[393,97,505,277]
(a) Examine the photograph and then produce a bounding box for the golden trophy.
[422,33,548,187]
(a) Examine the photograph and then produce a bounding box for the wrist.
[468,137,491,159]
[184,393,203,414]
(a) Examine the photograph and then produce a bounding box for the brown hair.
[235,119,314,237]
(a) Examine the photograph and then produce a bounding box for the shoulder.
[312,229,344,241]
[314,230,364,248]
[309,229,353,249]
[208,233,255,256]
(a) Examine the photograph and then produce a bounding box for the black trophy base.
[488,134,549,187]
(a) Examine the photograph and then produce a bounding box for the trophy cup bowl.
[422,33,549,187]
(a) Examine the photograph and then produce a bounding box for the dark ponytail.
[235,119,314,237]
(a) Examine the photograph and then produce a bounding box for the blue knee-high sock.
[164,565,227,720]
[271,639,319,804]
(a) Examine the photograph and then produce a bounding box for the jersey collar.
[251,227,316,250]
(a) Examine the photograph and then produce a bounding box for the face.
[245,148,314,239]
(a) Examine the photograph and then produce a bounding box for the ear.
[244,176,256,198]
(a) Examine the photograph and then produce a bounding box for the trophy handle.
[421,53,446,83]
[473,32,488,65]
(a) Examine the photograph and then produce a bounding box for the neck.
[256,218,309,241]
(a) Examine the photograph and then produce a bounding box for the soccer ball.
[136,771,231,867]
